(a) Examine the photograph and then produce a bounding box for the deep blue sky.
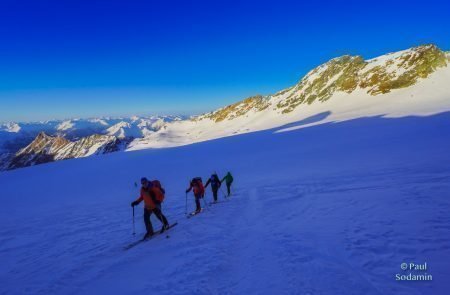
[1,0,449,122]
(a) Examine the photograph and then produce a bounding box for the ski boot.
[143,231,154,239]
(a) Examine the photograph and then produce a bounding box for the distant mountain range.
[0,115,183,140]
[1,44,449,171]
[4,132,132,170]
[0,116,184,170]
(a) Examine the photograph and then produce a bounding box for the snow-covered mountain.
[0,122,21,133]
[129,44,450,149]
[0,115,183,141]
[5,132,132,170]
[1,44,450,294]
[2,44,449,169]
[0,116,183,170]
[105,121,143,138]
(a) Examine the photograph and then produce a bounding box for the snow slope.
[128,48,450,150]
[1,111,449,294]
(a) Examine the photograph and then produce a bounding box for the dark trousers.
[195,195,202,212]
[212,188,219,201]
[144,207,169,233]
[154,202,169,225]
[226,182,232,196]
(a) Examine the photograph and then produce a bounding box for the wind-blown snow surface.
[1,112,450,294]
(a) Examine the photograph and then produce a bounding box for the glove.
[131,201,138,207]
[185,190,189,193]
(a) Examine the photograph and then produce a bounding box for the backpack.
[152,180,165,202]
[211,174,221,187]
[226,173,233,183]
[192,177,205,196]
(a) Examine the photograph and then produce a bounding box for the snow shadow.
[274,111,331,133]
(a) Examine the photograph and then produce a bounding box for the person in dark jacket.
[131,177,169,239]
[221,172,234,196]
[205,173,221,202]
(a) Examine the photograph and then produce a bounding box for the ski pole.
[203,198,209,211]
[219,185,227,198]
[132,181,137,235]
[202,194,210,211]
[132,206,136,236]
[214,171,226,198]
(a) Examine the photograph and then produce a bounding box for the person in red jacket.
[186,177,205,213]
[131,177,169,239]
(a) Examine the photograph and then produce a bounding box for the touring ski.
[124,222,178,250]
[186,209,204,218]
[208,201,225,205]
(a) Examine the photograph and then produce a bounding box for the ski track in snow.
[1,169,449,294]
[1,113,450,294]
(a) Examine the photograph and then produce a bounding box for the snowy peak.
[276,44,448,113]
[360,44,448,94]
[105,121,142,138]
[105,121,131,138]
[199,44,448,119]
[0,115,185,171]
[1,116,178,140]
[202,95,269,122]
[7,132,71,169]
[128,44,450,151]
[149,118,166,129]
[0,122,21,133]
[20,132,70,155]
[5,132,131,170]
[60,134,131,157]
[56,120,75,131]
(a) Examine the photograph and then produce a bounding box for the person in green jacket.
[221,172,234,196]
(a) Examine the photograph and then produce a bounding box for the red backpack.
[152,180,165,202]
[192,177,205,197]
